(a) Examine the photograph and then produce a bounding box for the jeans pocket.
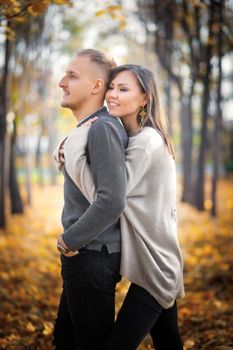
[61,252,87,285]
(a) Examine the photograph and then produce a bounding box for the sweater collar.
[77,107,107,127]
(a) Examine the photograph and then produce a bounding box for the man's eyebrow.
[66,70,79,75]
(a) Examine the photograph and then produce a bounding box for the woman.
[56,64,184,349]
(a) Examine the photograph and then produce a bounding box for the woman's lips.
[108,101,119,107]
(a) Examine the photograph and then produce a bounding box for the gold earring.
[139,106,147,127]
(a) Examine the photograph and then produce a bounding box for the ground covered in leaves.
[0,179,232,350]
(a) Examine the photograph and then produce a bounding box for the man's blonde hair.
[76,49,116,86]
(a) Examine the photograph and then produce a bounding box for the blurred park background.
[0,0,232,349]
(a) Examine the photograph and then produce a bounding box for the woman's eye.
[108,86,113,90]
[120,88,128,92]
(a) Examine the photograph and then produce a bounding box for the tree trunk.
[46,108,58,185]
[152,4,195,205]
[211,0,223,217]
[195,2,215,211]
[9,121,24,214]
[24,134,32,206]
[180,93,193,203]
[35,128,45,187]
[0,30,10,228]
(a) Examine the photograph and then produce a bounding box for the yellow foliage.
[28,2,49,16]
[204,199,212,210]
[0,179,232,349]
[0,0,17,4]
[95,5,122,17]
[188,0,206,9]
[184,339,195,349]
[95,5,126,31]
[207,37,217,47]
[2,25,15,40]
[53,0,72,4]
[107,5,122,12]
[7,334,20,341]
[95,10,106,17]
[0,0,73,22]
[42,321,54,335]
[26,322,36,333]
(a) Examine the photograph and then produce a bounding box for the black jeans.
[105,283,183,350]
[53,246,121,350]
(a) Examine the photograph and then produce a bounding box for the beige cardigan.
[54,126,185,308]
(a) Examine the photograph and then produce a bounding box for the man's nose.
[59,76,67,88]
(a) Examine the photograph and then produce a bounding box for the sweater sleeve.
[62,119,127,251]
[64,128,150,204]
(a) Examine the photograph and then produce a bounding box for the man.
[53,49,128,350]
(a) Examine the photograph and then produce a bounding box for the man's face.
[59,55,95,111]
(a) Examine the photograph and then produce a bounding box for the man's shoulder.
[89,114,128,143]
[92,113,122,129]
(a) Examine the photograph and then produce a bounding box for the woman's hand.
[81,116,99,127]
[57,117,98,165]
[58,143,65,163]
[54,141,65,170]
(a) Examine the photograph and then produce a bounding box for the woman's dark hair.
[110,64,175,159]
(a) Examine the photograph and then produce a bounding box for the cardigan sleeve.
[63,126,96,203]
[52,136,68,171]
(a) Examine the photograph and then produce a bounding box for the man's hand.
[57,235,78,257]
[63,250,78,257]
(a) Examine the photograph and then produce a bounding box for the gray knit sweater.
[56,125,185,308]
[54,109,128,252]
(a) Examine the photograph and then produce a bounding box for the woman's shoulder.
[142,126,163,139]
[131,127,163,150]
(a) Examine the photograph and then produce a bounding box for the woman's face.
[106,70,147,121]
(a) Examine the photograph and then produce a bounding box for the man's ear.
[92,79,105,95]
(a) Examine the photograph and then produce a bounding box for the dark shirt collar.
[77,106,107,127]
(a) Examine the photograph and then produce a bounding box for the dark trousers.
[53,246,121,350]
[105,283,183,350]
